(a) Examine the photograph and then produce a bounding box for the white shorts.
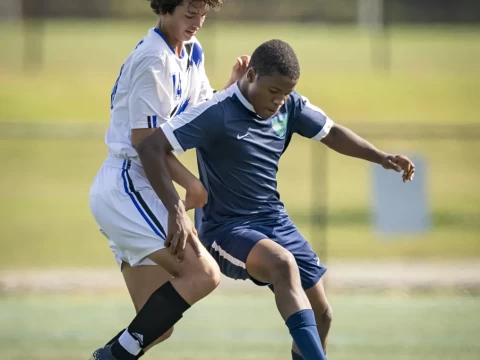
[89,157,168,268]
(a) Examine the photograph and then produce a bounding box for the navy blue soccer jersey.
[161,83,334,225]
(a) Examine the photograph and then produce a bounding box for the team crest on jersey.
[271,113,288,138]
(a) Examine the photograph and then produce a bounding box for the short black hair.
[249,39,300,80]
[148,0,223,15]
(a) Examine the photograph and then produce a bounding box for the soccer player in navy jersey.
[137,39,415,360]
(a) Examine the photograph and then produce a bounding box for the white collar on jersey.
[233,83,256,114]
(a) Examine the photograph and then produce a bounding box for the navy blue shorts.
[200,217,326,290]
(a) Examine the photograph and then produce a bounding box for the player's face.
[163,1,209,41]
[247,71,298,119]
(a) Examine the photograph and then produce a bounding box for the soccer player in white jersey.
[88,1,249,359]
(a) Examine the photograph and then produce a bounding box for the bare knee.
[270,251,298,284]
[195,256,221,293]
[181,255,221,297]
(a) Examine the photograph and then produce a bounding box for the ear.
[246,68,256,83]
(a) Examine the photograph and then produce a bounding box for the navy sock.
[286,309,326,360]
[292,350,304,360]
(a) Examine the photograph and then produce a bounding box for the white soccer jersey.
[105,28,214,166]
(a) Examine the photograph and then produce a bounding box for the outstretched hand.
[380,155,415,183]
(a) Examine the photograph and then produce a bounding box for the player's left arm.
[321,125,415,182]
[293,94,415,182]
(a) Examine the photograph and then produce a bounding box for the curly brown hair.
[147,0,224,15]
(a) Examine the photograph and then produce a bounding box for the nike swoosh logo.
[237,133,249,140]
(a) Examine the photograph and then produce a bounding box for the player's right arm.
[128,56,207,208]
[136,99,224,261]
[132,130,207,210]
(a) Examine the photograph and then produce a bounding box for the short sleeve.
[128,56,172,129]
[291,92,334,141]
[161,95,225,155]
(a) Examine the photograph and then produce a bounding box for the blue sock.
[286,309,326,360]
[292,350,304,360]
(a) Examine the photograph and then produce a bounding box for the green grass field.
[0,21,479,268]
[1,290,479,360]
